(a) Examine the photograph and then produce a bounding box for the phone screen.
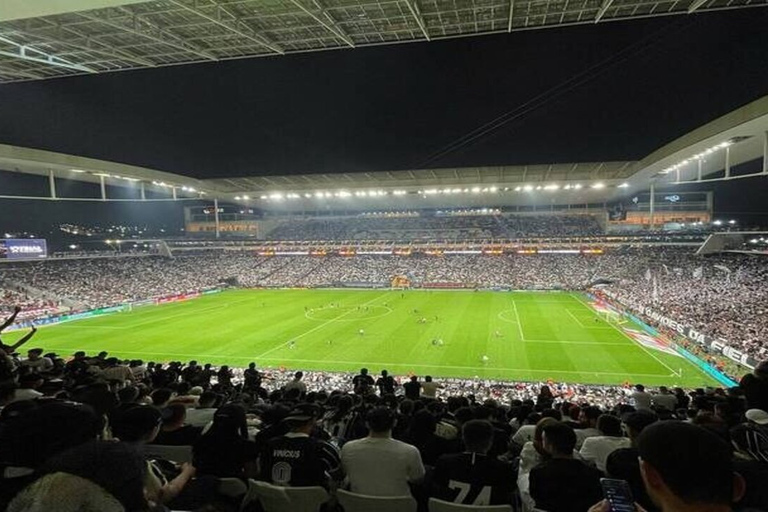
[601,478,635,512]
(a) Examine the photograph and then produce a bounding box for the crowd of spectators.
[266,214,603,241]
[1,315,767,512]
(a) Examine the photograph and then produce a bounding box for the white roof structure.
[1,0,767,82]
[0,96,766,209]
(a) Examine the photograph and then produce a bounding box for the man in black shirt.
[352,368,375,395]
[431,420,516,505]
[243,362,262,391]
[258,403,340,487]
[404,375,421,400]
[375,369,397,395]
[529,421,602,512]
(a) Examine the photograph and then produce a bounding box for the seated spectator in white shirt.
[575,406,602,449]
[579,414,630,472]
[185,391,219,427]
[12,373,43,402]
[341,406,425,496]
[20,348,53,375]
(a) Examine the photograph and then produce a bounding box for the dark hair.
[542,422,576,455]
[366,407,395,433]
[294,371,303,379]
[41,441,148,511]
[425,375,432,382]
[541,408,562,421]
[582,406,602,421]
[198,391,218,408]
[636,384,645,392]
[462,420,494,452]
[597,414,623,437]
[162,403,187,426]
[151,388,173,406]
[637,421,733,505]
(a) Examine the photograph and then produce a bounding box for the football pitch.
[7,289,721,387]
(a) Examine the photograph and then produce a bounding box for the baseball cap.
[746,409,768,425]
[284,403,322,423]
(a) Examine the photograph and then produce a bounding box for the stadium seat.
[217,477,247,498]
[336,488,417,512]
[143,444,193,464]
[428,498,514,512]
[241,480,329,512]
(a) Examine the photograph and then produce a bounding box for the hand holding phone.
[601,478,636,512]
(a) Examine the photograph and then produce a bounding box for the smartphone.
[600,478,635,512]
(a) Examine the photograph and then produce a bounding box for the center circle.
[306,305,393,322]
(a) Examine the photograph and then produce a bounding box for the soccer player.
[494,330,503,338]
[289,340,296,349]
[358,329,365,336]
[481,355,489,364]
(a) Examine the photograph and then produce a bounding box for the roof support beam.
[404,0,430,41]
[594,0,614,22]
[288,0,355,48]
[687,0,709,12]
[1,23,156,68]
[79,11,217,61]
[0,65,43,80]
[0,35,95,73]
[166,0,285,55]
[507,0,515,31]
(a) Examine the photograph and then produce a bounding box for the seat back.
[242,480,328,512]
[337,489,417,512]
[428,497,514,512]
[143,444,193,463]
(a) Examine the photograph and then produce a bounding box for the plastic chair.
[337,488,417,512]
[143,444,193,463]
[428,497,514,512]
[241,479,329,512]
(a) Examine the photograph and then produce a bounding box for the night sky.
[0,10,767,180]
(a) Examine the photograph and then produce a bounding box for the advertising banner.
[0,239,48,259]
[602,291,757,369]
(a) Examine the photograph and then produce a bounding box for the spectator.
[605,411,659,512]
[185,391,218,427]
[100,357,134,384]
[153,403,202,445]
[651,386,678,411]
[20,348,53,375]
[529,422,602,512]
[432,419,516,505]
[12,373,43,402]
[284,371,307,397]
[404,375,421,400]
[7,441,148,512]
[376,369,397,395]
[341,406,425,496]
[422,375,442,398]
[258,403,339,487]
[740,361,768,412]
[579,414,631,472]
[632,384,653,411]
[575,406,603,448]
[193,404,258,478]
[352,368,374,395]
[635,421,744,512]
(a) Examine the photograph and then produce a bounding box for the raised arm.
[0,306,21,333]
[8,326,37,352]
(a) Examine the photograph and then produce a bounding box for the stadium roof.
[1,0,767,83]
[1,94,766,208]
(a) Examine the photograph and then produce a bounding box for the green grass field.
[4,289,721,387]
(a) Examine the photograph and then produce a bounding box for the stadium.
[0,1,767,512]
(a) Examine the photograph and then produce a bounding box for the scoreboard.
[0,239,48,260]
